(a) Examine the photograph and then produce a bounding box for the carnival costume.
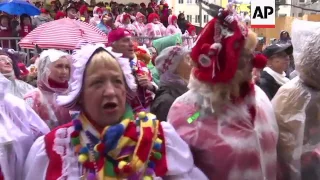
[145,13,166,46]
[23,43,207,180]
[167,4,278,180]
[24,49,72,129]
[165,15,181,36]
[118,14,137,36]
[132,12,146,36]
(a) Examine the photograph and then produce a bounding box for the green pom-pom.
[71,137,80,145]
[153,152,162,160]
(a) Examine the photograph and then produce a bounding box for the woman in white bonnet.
[273,20,320,180]
[0,73,49,180]
[24,49,72,129]
[23,43,207,180]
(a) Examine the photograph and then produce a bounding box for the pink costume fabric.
[24,49,72,129]
[118,14,137,36]
[114,13,123,28]
[165,15,181,36]
[89,6,103,27]
[168,81,278,180]
[183,25,197,49]
[145,22,166,38]
[145,13,166,46]
[132,12,146,36]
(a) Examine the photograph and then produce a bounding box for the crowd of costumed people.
[1,0,320,180]
[0,0,197,49]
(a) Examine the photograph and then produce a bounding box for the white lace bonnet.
[56,43,137,110]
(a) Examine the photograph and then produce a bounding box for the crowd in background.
[0,0,196,49]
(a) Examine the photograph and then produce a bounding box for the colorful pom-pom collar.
[70,109,165,179]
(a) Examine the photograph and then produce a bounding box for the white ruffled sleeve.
[161,122,208,180]
[23,136,49,180]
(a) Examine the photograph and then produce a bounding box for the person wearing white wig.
[0,73,49,180]
[273,20,320,180]
[23,43,208,180]
[24,49,72,129]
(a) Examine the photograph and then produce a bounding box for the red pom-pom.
[123,165,132,173]
[71,131,80,138]
[97,143,105,152]
[252,54,267,69]
[114,167,120,173]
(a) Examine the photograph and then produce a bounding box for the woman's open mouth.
[103,102,118,112]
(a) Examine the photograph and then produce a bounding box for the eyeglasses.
[0,55,12,64]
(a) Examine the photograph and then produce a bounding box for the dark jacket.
[257,71,281,100]
[151,83,188,122]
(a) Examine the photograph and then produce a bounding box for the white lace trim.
[53,126,79,180]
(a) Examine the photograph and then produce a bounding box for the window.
[178,0,184,4]
[187,0,192,3]
[195,15,200,23]
[187,15,192,22]
[204,15,209,23]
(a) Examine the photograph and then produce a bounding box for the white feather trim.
[210,43,222,51]
[117,57,137,92]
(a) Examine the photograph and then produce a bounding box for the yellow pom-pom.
[118,161,127,169]
[138,111,146,119]
[78,154,88,163]
[155,138,162,144]
[143,176,153,180]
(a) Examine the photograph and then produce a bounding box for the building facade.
[172,0,221,27]
[278,0,318,17]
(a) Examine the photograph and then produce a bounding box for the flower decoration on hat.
[79,5,88,15]
[121,13,131,23]
[190,2,248,84]
[135,46,152,65]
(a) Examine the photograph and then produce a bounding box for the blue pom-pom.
[73,119,82,130]
[135,119,140,126]
[80,147,89,154]
[143,116,149,122]
[148,161,156,169]
[104,124,125,152]
[153,143,161,150]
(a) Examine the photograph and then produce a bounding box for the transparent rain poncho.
[0,48,34,99]
[24,49,72,129]
[0,73,49,180]
[272,20,320,180]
